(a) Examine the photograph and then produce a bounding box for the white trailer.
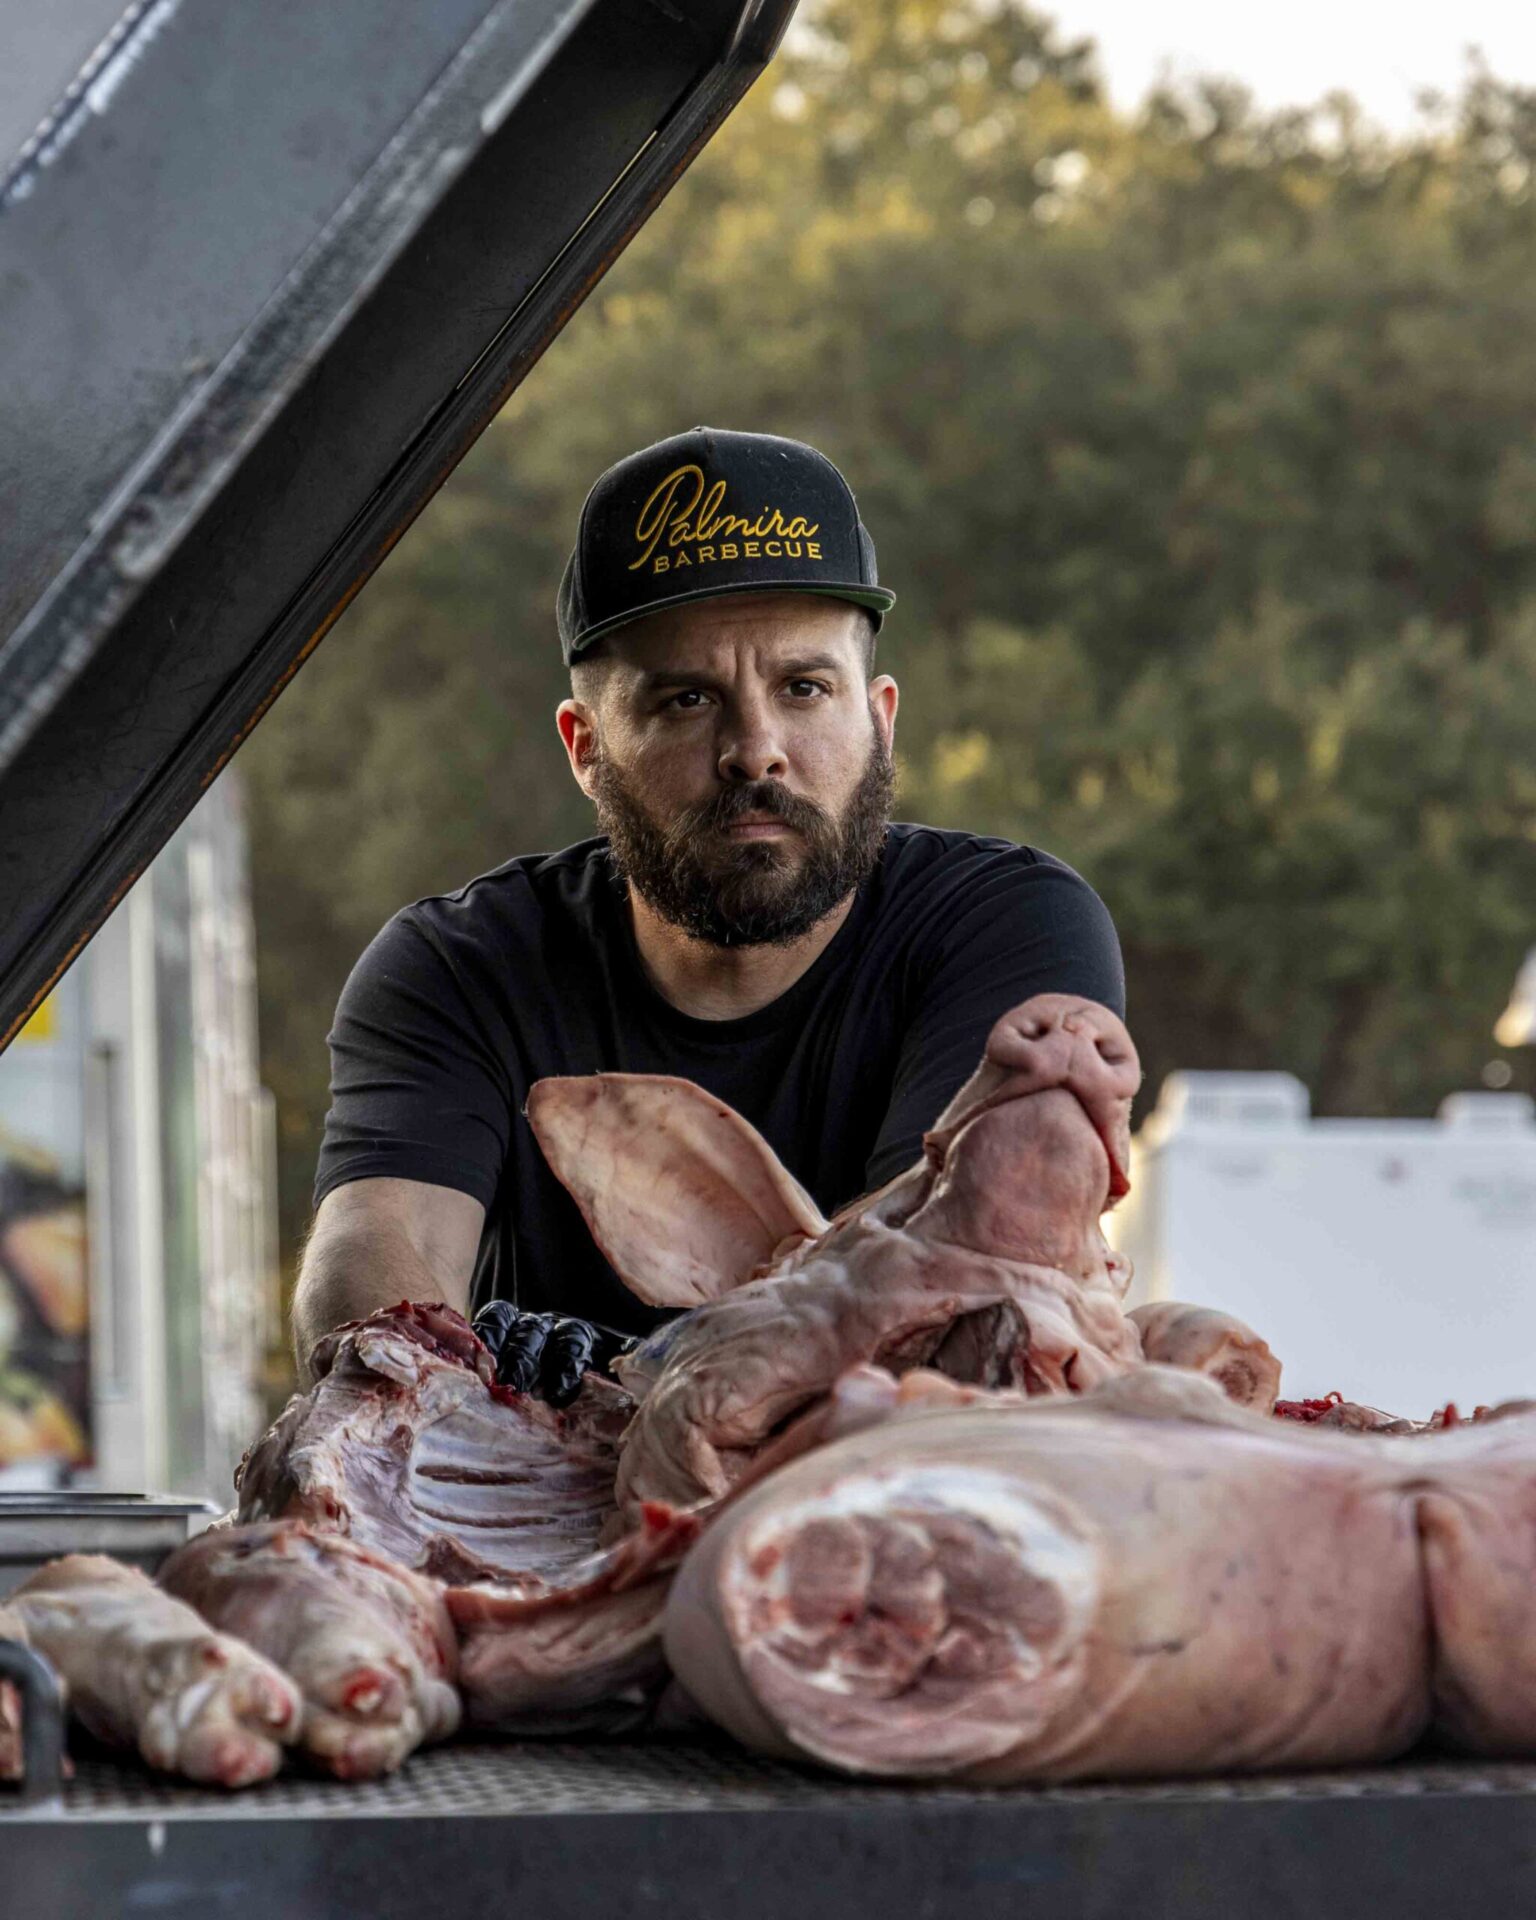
[1111,1071,1536,1416]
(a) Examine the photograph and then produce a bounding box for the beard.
[590,721,895,949]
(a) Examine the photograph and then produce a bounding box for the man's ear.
[869,673,898,754]
[556,698,598,796]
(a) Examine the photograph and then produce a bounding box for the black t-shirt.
[315,823,1124,1335]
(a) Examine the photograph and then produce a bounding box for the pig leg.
[666,1464,1105,1776]
[667,1398,1432,1782]
[1129,1302,1282,1412]
[160,1523,460,1780]
[11,1556,299,1787]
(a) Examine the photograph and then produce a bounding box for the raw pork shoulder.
[9,1556,300,1787]
[528,996,1147,1517]
[664,1364,1536,1781]
[159,1522,460,1778]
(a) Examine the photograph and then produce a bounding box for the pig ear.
[526,1074,829,1308]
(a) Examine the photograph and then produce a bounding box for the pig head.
[911,993,1137,1274]
[527,994,1145,1516]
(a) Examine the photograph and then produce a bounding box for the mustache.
[670,780,832,844]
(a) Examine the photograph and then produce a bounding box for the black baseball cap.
[557,426,896,664]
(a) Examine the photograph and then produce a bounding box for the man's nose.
[717,700,787,783]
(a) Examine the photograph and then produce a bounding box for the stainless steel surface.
[30,1738,1536,1821]
[5,1739,1532,1916]
[0,1492,218,1595]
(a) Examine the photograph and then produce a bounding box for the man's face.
[558,594,899,947]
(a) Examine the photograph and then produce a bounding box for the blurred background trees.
[243,0,1536,1270]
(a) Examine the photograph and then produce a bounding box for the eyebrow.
[636,654,849,694]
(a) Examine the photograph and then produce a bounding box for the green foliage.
[914,602,1536,1110]
[243,0,1536,1265]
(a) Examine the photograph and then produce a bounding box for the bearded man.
[292,427,1124,1393]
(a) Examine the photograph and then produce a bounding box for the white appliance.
[1110,1072,1536,1416]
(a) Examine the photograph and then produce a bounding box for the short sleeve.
[314,909,513,1211]
[862,854,1124,1192]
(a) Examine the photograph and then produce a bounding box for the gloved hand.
[471,1302,636,1408]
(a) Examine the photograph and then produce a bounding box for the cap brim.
[566,579,897,660]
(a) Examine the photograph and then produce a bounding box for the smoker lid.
[0,0,796,1043]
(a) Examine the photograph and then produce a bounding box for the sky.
[1040,0,1536,130]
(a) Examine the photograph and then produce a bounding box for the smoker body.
[2,1735,1532,1919]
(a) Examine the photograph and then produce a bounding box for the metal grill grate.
[33,1739,1536,1823]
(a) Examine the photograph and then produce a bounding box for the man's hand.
[472,1303,634,1409]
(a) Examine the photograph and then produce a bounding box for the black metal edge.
[0,0,619,747]
[0,0,795,1045]
[1,0,165,207]
[0,1792,1505,1917]
[155,0,797,805]
[0,1635,66,1811]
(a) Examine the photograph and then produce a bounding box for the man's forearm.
[291,1221,466,1387]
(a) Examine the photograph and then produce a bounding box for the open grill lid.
[0,0,796,1044]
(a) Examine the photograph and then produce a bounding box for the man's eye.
[666,690,709,710]
[787,680,828,699]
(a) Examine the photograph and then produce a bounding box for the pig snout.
[922,996,1139,1203]
[981,997,1138,1200]
[983,996,1137,1099]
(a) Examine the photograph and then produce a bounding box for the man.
[292,426,1124,1396]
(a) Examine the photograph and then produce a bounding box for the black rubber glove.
[472,1302,635,1409]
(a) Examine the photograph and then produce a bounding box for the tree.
[242,0,1536,1273]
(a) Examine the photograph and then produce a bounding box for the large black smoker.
[1,4,1532,1911]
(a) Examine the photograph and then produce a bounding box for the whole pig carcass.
[211,995,1274,1750]
[663,1363,1536,1781]
[528,995,1280,1522]
[235,1300,696,1732]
